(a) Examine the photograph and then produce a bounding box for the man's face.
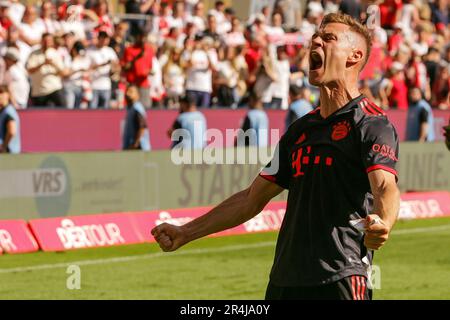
[125,87,139,103]
[0,91,9,107]
[308,23,363,86]
[98,35,109,47]
[409,88,422,103]
[42,35,54,49]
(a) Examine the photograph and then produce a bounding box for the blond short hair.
[321,13,372,67]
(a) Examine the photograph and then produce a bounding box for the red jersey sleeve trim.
[366,165,397,177]
[259,172,277,183]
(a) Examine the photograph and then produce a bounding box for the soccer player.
[152,13,400,300]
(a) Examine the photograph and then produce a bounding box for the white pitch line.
[391,223,450,235]
[0,241,275,274]
[1,223,449,274]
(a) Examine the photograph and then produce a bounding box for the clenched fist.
[151,223,188,252]
[364,214,390,250]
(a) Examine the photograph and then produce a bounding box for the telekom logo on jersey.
[291,146,333,177]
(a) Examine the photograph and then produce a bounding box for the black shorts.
[265,275,372,300]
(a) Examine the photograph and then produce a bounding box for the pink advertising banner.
[399,191,450,219]
[28,201,288,252]
[19,109,450,153]
[28,213,145,252]
[20,191,450,252]
[0,220,39,254]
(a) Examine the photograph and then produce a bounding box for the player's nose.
[311,34,323,49]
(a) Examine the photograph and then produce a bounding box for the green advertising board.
[0,143,448,220]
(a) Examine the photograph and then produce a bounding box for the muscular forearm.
[182,189,264,242]
[182,188,267,243]
[371,179,400,231]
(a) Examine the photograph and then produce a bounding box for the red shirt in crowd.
[379,0,402,28]
[360,42,383,80]
[121,43,154,88]
[389,76,409,110]
[245,46,262,75]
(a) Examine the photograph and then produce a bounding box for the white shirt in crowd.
[65,55,90,87]
[224,31,246,47]
[149,56,165,100]
[37,18,62,35]
[166,15,185,30]
[26,47,64,97]
[271,58,291,109]
[216,60,238,88]
[187,15,206,32]
[0,41,31,66]
[7,2,25,26]
[164,63,185,97]
[184,49,212,93]
[4,63,29,108]
[87,46,118,91]
[19,20,46,47]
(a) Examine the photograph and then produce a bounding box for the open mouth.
[309,51,324,71]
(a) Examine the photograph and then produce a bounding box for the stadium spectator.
[123,85,151,150]
[169,94,207,149]
[268,45,290,109]
[276,0,303,30]
[64,41,90,109]
[0,25,31,67]
[224,16,246,47]
[26,33,66,108]
[7,0,25,27]
[39,1,62,36]
[3,46,29,109]
[202,14,221,42]
[0,84,20,153]
[236,91,269,147]
[338,0,361,19]
[214,46,239,108]
[92,0,114,37]
[0,1,12,38]
[121,27,154,108]
[208,1,226,34]
[109,21,128,58]
[183,35,214,108]
[162,47,185,109]
[285,85,313,130]
[406,87,435,142]
[19,5,46,47]
[123,0,153,39]
[87,31,119,109]
[188,1,206,33]
[385,62,409,110]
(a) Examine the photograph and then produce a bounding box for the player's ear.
[346,48,364,68]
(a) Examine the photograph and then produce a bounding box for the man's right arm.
[151,176,284,252]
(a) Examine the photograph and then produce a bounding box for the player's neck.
[319,84,361,119]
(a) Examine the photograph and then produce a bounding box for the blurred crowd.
[0,0,447,111]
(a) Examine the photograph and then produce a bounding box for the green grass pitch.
[1,216,449,299]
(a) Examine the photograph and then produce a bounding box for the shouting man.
[152,13,400,300]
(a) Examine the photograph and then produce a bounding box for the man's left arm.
[132,112,147,149]
[364,170,400,250]
[360,116,400,250]
[1,118,17,153]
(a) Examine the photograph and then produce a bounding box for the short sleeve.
[360,117,399,178]
[259,134,291,189]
